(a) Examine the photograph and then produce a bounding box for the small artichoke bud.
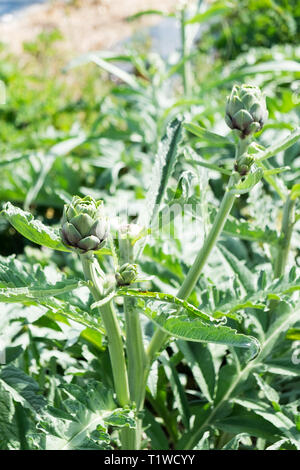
[115,263,138,286]
[234,155,255,176]
[225,84,268,139]
[61,196,108,253]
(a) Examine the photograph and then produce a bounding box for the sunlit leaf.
[1,203,69,252]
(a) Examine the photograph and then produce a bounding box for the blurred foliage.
[200,0,300,59]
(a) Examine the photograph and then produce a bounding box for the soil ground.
[0,0,177,55]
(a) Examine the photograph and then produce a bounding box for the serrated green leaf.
[31,381,135,450]
[257,128,300,162]
[234,398,300,449]
[259,302,300,360]
[253,373,280,408]
[1,202,69,252]
[0,365,46,413]
[216,409,280,442]
[0,280,85,303]
[100,288,260,357]
[0,255,104,335]
[95,289,217,323]
[263,362,299,377]
[218,244,257,293]
[143,409,169,450]
[2,346,23,365]
[266,439,289,450]
[0,382,20,449]
[193,430,210,450]
[160,352,191,429]
[138,118,183,230]
[190,202,278,245]
[178,342,217,403]
[221,433,251,450]
[211,271,300,319]
[222,212,277,245]
[184,122,231,147]
[24,136,86,209]
[138,298,260,358]
[187,157,232,176]
[230,167,263,195]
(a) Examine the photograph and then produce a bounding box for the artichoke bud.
[234,155,254,176]
[115,263,138,286]
[61,196,108,253]
[225,84,268,139]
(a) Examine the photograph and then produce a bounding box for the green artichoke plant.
[115,263,138,286]
[225,84,268,138]
[61,196,108,253]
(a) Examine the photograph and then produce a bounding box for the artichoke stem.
[80,254,130,408]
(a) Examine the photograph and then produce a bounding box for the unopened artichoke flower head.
[225,84,268,139]
[61,196,108,253]
[115,263,138,286]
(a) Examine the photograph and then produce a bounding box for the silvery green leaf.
[1,202,69,252]
[230,167,264,195]
[30,381,135,450]
[138,118,183,230]
[115,289,260,359]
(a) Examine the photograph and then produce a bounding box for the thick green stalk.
[274,195,296,278]
[269,194,296,316]
[119,234,147,449]
[147,141,247,364]
[121,293,146,449]
[147,174,238,363]
[177,173,239,299]
[124,296,147,410]
[80,254,130,408]
[147,172,240,363]
[146,326,169,369]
